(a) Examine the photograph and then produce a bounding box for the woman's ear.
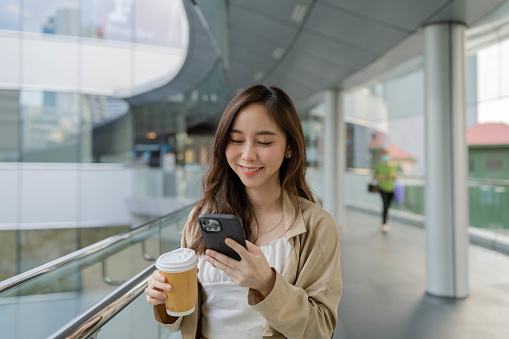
[285,147,292,158]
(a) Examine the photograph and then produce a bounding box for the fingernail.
[166,284,171,291]
[160,277,165,282]
[224,238,230,245]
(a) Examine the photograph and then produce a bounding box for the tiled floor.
[333,208,509,339]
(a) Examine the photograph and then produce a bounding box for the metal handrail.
[468,177,509,186]
[347,168,509,186]
[0,203,194,294]
[48,264,155,339]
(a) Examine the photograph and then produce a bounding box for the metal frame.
[47,264,155,339]
[0,203,194,294]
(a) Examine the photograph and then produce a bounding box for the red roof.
[368,131,413,159]
[467,123,509,145]
[386,143,413,160]
[368,131,384,149]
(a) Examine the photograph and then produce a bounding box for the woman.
[373,149,397,233]
[145,85,342,338]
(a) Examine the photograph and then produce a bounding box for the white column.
[424,22,469,298]
[323,90,346,227]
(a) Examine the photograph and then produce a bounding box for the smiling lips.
[239,165,263,176]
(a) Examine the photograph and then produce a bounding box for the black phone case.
[198,213,247,261]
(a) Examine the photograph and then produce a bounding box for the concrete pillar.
[323,90,346,227]
[424,22,469,298]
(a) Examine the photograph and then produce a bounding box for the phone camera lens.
[202,220,209,226]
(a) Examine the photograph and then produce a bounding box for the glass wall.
[299,103,325,199]
[0,90,131,163]
[80,0,187,47]
[343,29,509,237]
[0,90,19,162]
[22,0,80,36]
[0,0,20,31]
[0,0,194,282]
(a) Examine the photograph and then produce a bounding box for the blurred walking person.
[373,149,397,233]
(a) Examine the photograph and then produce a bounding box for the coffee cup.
[155,248,198,316]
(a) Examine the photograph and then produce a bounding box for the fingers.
[145,288,166,305]
[153,270,165,283]
[205,252,231,274]
[224,238,249,259]
[145,270,171,305]
[150,271,172,291]
[245,240,262,254]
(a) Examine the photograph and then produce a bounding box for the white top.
[197,237,292,339]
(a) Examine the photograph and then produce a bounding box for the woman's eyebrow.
[230,129,277,136]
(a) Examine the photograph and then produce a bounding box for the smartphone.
[198,213,247,261]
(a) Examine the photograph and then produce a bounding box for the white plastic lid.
[155,248,198,273]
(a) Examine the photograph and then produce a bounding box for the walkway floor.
[333,208,509,339]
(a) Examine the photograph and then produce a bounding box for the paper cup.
[155,248,198,316]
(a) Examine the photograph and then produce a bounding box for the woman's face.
[225,103,289,194]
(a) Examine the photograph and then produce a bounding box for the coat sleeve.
[152,207,197,331]
[248,213,342,339]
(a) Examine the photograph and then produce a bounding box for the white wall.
[0,30,186,96]
[0,163,133,230]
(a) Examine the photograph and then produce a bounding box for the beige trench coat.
[154,195,342,338]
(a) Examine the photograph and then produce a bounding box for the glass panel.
[502,38,509,97]
[83,95,131,164]
[22,0,79,36]
[345,170,509,239]
[300,103,325,198]
[466,54,478,106]
[0,0,20,31]
[80,0,134,42]
[135,0,187,48]
[20,229,78,274]
[486,158,502,172]
[477,43,500,102]
[0,231,17,281]
[20,91,80,163]
[0,90,20,162]
[0,205,193,339]
[469,181,509,233]
[159,209,189,253]
[99,292,182,339]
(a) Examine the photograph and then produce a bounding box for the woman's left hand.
[205,239,276,298]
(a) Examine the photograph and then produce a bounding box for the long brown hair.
[188,85,316,255]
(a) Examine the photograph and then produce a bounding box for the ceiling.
[217,0,509,105]
[122,0,509,137]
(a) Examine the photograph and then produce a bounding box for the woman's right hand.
[145,270,171,305]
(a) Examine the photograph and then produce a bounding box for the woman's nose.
[241,144,257,161]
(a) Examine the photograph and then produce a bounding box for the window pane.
[0,0,20,31]
[22,0,79,36]
[486,158,502,172]
[81,95,130,163]
[135,0,187,47]
[0,231,17,281]
[477,44,500,102]
[20,91,80,162]
[80,0,134,42]
[501,38,509,97]
[0,90,20,162]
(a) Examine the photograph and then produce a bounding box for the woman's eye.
[258,142,273,146]
[230,139,242,144]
